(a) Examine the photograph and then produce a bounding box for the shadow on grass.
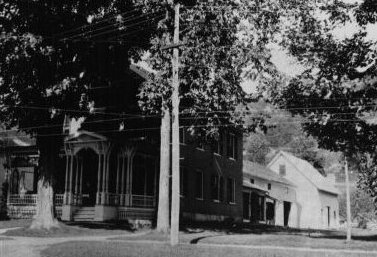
[2,220,135,238]
[313,233,377,242]
[62,220,135,232]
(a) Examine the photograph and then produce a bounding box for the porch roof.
[243,161,294,186]
[243,180,268,193]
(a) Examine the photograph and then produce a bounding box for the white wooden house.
[267,151,339,229]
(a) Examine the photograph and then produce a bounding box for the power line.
[60,11,165,42]
[54,7,147,39]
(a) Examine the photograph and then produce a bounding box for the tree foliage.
[266,0,377,198]
[138,0,297,141]
[339,188,375,227]
[0,0,158,228]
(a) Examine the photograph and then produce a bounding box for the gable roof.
[243,161,294,186]
[268,151,339,195]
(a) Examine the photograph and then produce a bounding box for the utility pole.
[345,157,352,242]
[170,2,180,246]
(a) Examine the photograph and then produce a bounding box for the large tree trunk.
[30,136,60,230]
[156,106,171,233]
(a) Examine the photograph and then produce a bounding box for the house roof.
[243,161,294,186]
[268,151,340,195]
[242,179,268,193]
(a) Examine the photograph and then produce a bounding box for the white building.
[243,161,297,227]
[267,151,340,229]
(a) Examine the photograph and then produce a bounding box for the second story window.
[250,178,254,184]
[197,140,204,150]
[180,167,188,197]
[213,132,223,155]
[179,127,186,144]
[268,183,271,190]
[279,164,286,176]
[227,133,238,160]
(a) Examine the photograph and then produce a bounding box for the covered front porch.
[6,131,158,223]
[61,131,158,223]
[242,182,276,225]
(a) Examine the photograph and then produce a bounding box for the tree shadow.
[62,220,135,231]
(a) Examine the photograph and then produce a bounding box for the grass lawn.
[111,227,377,251]
[2,221,135,237]
[0,219,31,229]
[40,240,376,257]
[199,232,377,251]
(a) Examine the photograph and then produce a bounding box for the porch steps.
[73,207,95,221]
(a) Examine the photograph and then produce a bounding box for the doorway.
[78,149,98,206]
[283,201,291,227]
[243,192,250,220]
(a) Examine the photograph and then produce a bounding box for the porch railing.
[131,194,155,208]
[8,194,37,205]
[108,193,120,206]
[8,193,155,208]
[7,194,64,219]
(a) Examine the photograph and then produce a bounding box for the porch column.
[115,154,120,205]
[68,154,74,205]
[248,192,251,221]
[79,158,83,204]
[153,160,157,207]
[120,155,126,206]
[64,155,69,205]
[101,154,107,205]
[96,154,102,205]
[125,152,133,206]
[75,156,79,205]
[6,167,11,204]
[263,197,267,224]
[105,153,110,204]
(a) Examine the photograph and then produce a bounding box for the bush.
[0,181,9,220]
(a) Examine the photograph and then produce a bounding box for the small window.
[227,178,235,203]
[268,183,271,190]
[180,167,188,197]
[279,164,286,176]
[195,170,203,199]
[250,178,254,184]
[211,174,224,202]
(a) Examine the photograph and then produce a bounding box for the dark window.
[227,133,238,159]
[219,177,224,202]
[213,132,223,155]
[211,174,224,202]
[250,178,254,184]
[195,170,203,199]
[279,164,286,176]
[268,183,271,190]
[180,167,188,197]
[197,141,204,150]
[179,127,186,144]
[227,178,235,203]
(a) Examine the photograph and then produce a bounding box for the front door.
[80,149,98,206]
